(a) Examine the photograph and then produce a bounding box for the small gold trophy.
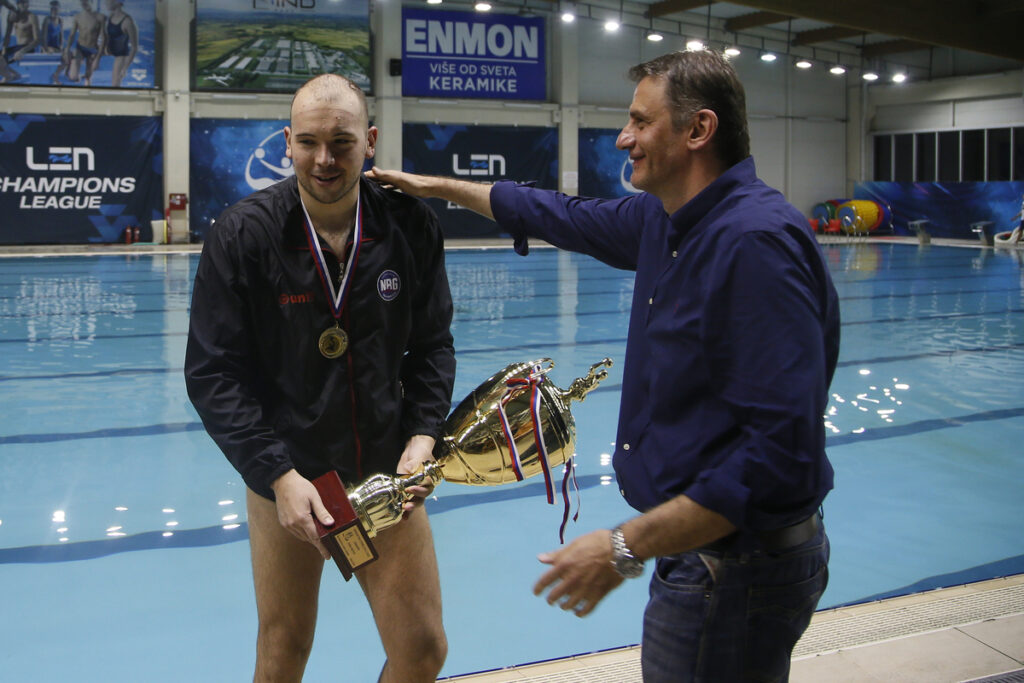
[314,357,612,579]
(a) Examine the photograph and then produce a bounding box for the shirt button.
[648,298,653,305]
[672,250,678,258]
[620,488,626,496]
[623,443,630,450]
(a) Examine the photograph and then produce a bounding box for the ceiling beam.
[723,10,793,32]
[725,1,1023,61]
[648,0,713,18]
[791,26,865,46]
[860,39,932,59]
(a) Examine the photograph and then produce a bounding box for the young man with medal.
[185,74,456,683]
[368,48,839,682]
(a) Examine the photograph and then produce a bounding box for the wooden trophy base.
[311,471,378,580]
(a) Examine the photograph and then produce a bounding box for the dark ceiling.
[639,0,1024,63]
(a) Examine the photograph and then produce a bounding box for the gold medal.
[318,325,348,359]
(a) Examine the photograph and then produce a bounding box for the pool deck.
[441,573,1024,683]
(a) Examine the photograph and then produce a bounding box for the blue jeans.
[641,526,829,683]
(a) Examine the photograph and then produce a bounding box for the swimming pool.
[0,242,1021,681]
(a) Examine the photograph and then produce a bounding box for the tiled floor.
[441,574,1024,683]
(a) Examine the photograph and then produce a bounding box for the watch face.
[616,556,644,578]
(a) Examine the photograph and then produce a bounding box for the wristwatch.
[610,525,645,578]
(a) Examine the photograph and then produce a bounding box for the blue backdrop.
[403,123,558,238]
[856,182,1024,239]
[0,114,162,244]
[579,127,639,200]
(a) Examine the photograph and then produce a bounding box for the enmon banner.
[0,114,163,244]
[401,8,545,100]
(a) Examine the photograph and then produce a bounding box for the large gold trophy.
[313,357,613,579]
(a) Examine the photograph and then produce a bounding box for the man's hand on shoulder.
[270,469,333,560]
[366,166,496,220]
[365,167,437,199]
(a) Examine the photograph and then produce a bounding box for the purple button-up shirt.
[490,157,839,532]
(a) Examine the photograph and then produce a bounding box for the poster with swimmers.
[0,113,163,243]
[402,122,558,238]
[194,0,370,94]
[0,0,155,88]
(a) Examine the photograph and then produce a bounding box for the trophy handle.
[562,358,613,403]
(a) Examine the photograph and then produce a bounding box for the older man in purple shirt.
[369,48,839,682]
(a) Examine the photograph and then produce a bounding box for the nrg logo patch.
[377,270,401,301]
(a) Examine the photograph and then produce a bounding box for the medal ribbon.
[496,366,580,542]
[300,192,362,322]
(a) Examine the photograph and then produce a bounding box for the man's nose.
[616,128,634,151]
[316,145,335,165]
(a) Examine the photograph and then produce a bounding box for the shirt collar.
[666,156,757,239]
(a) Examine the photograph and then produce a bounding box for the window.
[987,128,1011,181]
[894,134,913,182]
[874,135,892,181]
[961,129,985,181]
[916,132,936,182]
[938,131,960,182]
[1013,127,1023,181]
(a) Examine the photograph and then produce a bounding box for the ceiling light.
[724,46,741,57]
[830,65,846,75]
[647,31,664,42]
[760,52,777,62]
[795,59,812,69]
[561,11,575,22]
[686,39,705,51]
[891,72,907,83]
[862,71,879,81]
[427,0,442,4]
[604,19,620,32]
[474,1,491,10]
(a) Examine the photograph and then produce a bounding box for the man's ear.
[687,109,718,151]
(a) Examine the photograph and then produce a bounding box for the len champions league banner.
[0,114,163,244]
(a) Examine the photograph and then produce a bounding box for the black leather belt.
[701,511,822,554]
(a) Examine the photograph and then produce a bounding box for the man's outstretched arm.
[366,166,495,220]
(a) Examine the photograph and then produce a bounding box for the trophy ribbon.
[300,191,362,358]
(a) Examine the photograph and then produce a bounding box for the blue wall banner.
[401,8,545,100]
[195,0,371,93]
[403,123,557,238]
[190,118,290,240]
[1,0,156,89]
[579,128,639,199]
[0,114,162,244]
[856,182,1024,239]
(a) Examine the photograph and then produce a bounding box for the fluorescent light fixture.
[604,19,620,32]
[760,52,777,62]
[647,31,664,42]
[830,65,846,75]
[795,59,812,69]
[862,71,879,81]
[891,72,907,83]
[724,46,741,57]
[474,1,491,10]
[561,10,575,22]
[427,0,442,4]
[686,39,705,51]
